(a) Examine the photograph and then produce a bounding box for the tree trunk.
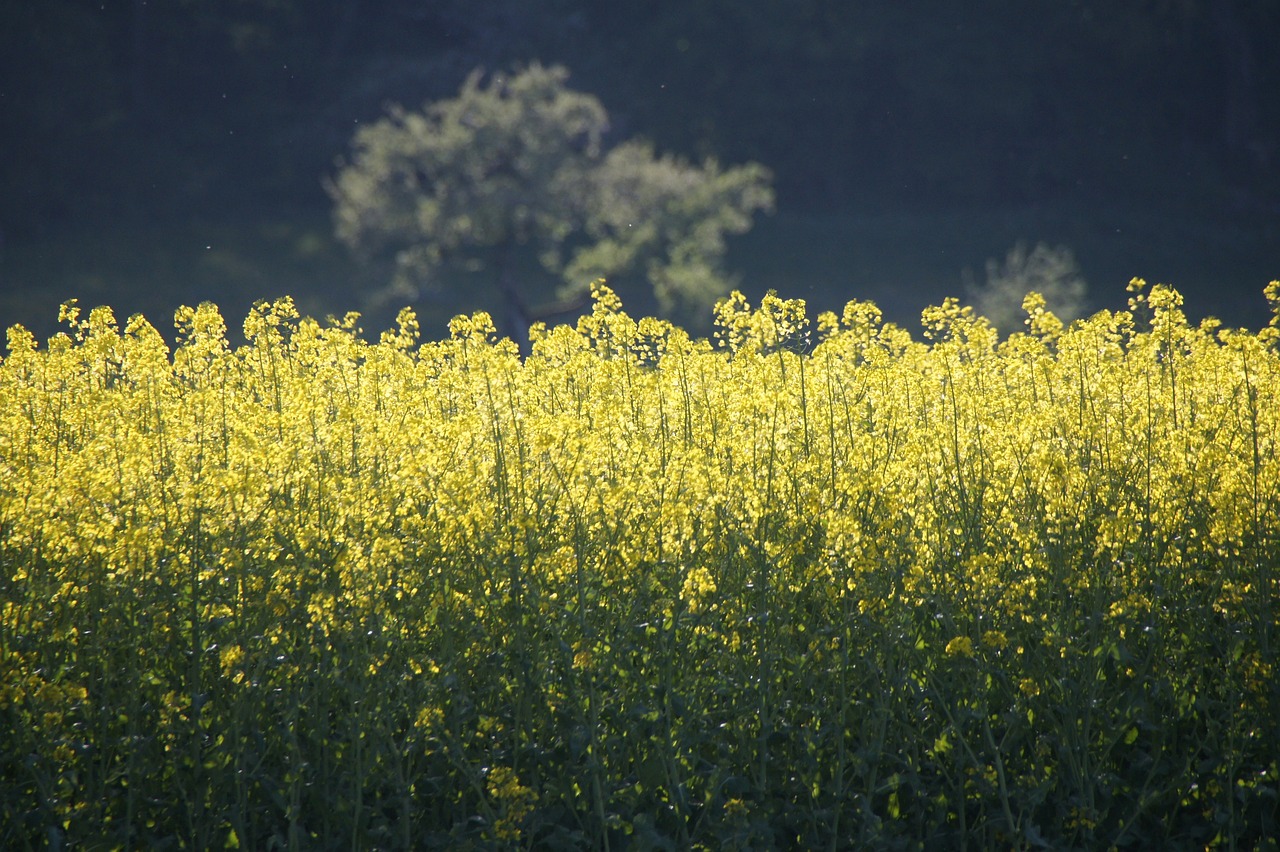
[496,240,590,355]
[497,240,533,349]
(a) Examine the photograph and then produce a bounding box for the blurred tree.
[965,242,1088,335]
[327,63,773,340]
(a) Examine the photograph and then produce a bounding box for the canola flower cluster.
[1,280,1278,848]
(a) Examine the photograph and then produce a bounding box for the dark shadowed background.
[2,0,1277,342]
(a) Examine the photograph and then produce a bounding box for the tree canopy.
[326,63,774,338]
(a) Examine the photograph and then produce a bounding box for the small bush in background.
[966,241,1088,333]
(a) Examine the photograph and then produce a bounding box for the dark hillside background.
[2,0,1277,341]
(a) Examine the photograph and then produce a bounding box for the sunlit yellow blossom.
[680,566,718,613]
[486,766,537,843]
[3,281,1278,847]
[415,706,444,731]
[219,645,245,678]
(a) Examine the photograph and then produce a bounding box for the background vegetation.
[2,0,1278,339]
[326,63,773,339]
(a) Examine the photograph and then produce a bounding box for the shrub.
[965,241,1088,334]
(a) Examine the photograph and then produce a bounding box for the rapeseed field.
[2,280,1277,849]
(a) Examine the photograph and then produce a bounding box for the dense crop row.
[2,280,1279,849]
